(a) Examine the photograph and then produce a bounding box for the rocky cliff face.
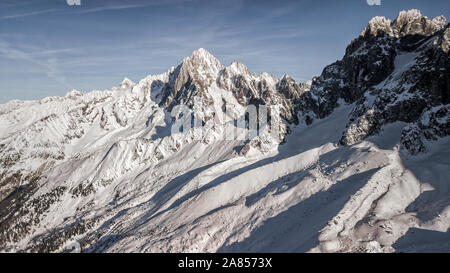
[294,9,449,154]
[157,48,310,124]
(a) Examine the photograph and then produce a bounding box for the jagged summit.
[177,48,224,83]
[120,77,135,89]
[159,48,308,118]
[432,15,447,27]
[393,9,447,36]
[364,16,393,36]
[65,89,83,99]
[182,48,224,72]
[190,48,215,59]
[362,9,448,38]
[228,61,251,75]
[304,9,450,152]
[396,9,423,22]
[281,74,294,80]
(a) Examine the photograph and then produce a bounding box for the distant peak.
[65,89,83,98]
[230,60,245,66]
[228,61,250,74]
[190,48,216,61]
[180,48,224,74]
[192,47,209,55]
[120,77,135,88]
[183,48,222,65]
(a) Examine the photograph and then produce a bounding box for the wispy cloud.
[0,42,72,89]
[1,0,383,102]
[0,0,34,8]
[70,0,196,14]
[0,8,57,20]
[71,3,151,14]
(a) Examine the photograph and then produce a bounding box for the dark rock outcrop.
[294,9,450,154]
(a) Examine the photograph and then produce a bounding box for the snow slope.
[1,10,449,253]
[2,96,448,253]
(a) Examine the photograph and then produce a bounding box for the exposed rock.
[401,105,450,154]
[362,9,447,38]
[294,10,450,153]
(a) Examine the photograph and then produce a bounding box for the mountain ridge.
[0,9,449,253]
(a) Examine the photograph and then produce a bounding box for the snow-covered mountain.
[0,9,449,253]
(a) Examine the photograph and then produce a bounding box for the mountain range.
[0,9,449,253]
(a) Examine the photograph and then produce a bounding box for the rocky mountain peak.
[277,74,310,100]
[159,48,309,115]
[432,15,447,28]
[393,9,447,37]
[362,9,447,38]
[159,49,224,109]
[191,47,213,58]
[182,48,224,75]
[228,61,251,75]
[395,9,424,24]
[120,77,135,89]
[364,16,393,36]
[300,9,450,154]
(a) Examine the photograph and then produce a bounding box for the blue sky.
[0,0,449,103]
